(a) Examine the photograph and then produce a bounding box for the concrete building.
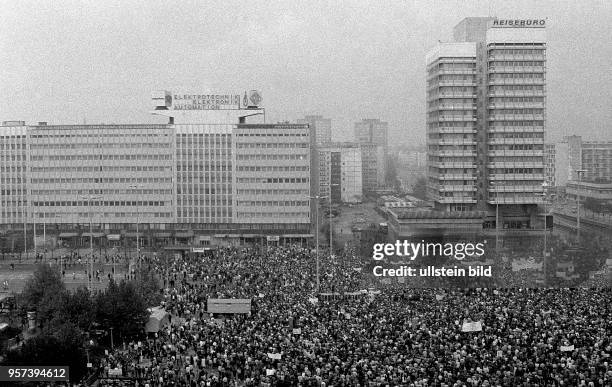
[548,136,612,189]
[359,143,386,194]
[318,143,363,204]
[0,90,312,249]
[566,181,612,203]
[544,143,556,187]
[426,17,547,229]
[354,119,389,190]
[297,115,332,145]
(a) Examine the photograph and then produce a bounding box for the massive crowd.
[92,245,612,386]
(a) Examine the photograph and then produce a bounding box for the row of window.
[235,143,308,149]
[492,168,543,174]
[490,108,544,115]
[30,166,173,173]
[29,189,172,195]
[489,85,545,91]
[30,177,172,184]
[176,188,232,195]
[489,121,544,127]
[490,73,544,79]
[236,201,309,207]
[236,166,309,172]
[236,178,309,184]
[0,143,26,149]
[489,49,544,55]
[32,201,168,207]
[237,189,309,195]
[29,132,170,139]
[236,212,309,218]
[234,133,308,137]
[236,154,308,160]
[490,145,543,151]
[489,97,544,103]
[30,143,171,149]
[489,61,544,67]
[30,154,173,161]
[489,157,542,162]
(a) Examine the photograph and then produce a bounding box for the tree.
[95,279,149,343]
[4,322,87,383]
[19,264,67,326]
[412,176,427,200]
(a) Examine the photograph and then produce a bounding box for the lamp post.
[328,183,340,255]
[81,195,102,291]
[308,194,328,293]
[574,169,587,243]
[491,181,500,253]
[128,185,142,271]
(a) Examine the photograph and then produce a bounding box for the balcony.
[437,140,477,146]
[488,102,544,109]
[438,150,477,157]
[488,66,545,73]
[488,150,544,157]
[488,126,544,133]
[440,185,477,192]
[488,114,545,121]
[488,91,545,97]
[438,127,477,134]
[487,197,544,205]
[488,79,545,86]
[488,138,544,145]
[488,185,546,193]
[488,162,543,168]
[439,116,477,122]
[488,174,545,181]
[439,174,477,180]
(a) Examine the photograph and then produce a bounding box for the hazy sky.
[1,0,610,145]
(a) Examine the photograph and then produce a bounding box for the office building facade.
[427,17,547,228]
[0,91,312,249]
[354,118,389,189]
[318,143,363,204]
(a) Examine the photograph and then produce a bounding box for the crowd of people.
[87,244,612,387]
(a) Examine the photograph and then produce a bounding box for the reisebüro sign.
[492,19,546,28]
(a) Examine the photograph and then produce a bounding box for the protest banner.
[461,321,483,332]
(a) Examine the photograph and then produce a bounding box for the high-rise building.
[359,143,386,194]
[427,17,547,228]
[318,143,363,204]
[0,90,312,248]
[544,143,556,187]
[354,119,388,191]
[354,119,389,151]
[297,115,332,145]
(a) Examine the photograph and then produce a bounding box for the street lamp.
[574,169,587,242]
[491,181,501,253]
[128,184,143,270]
[307,194,328,293]
[81,194,102,291]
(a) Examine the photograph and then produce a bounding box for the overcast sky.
[1,0,610,145]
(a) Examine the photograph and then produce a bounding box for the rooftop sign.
[491,19,546,28]
[152,90,262,110]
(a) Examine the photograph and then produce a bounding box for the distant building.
[354,119,389,189]
[318,143,363,204]
[297,115,332,145]
[544,143,556,187]
[549,136,612,188]
[359,143,386,194]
